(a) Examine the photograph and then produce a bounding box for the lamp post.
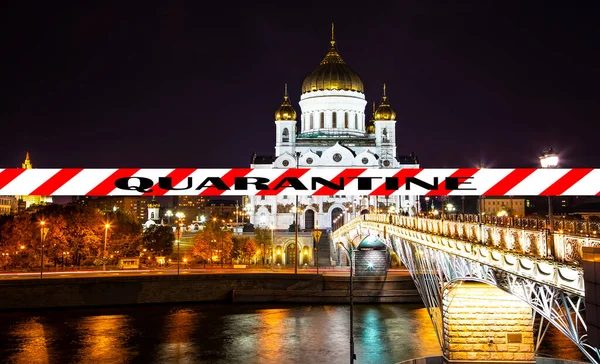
[477,163,486,222]
[165,210,173,225]
[540,148,559,258]
[270,224,275,271]
[337,242,356,363]
[40,221,48,279]
[235,202,239,234]
[175,212,185,274]
[103,223,110,271]
[294,151,300,274]
[313,229,322,274]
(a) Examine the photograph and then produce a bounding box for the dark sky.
[2,1,599,169]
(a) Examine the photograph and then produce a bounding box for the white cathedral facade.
[249,29,420,231]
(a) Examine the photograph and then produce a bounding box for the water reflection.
[0,303,588,364]
[7,317,50,364]
[75,314,135,363]
[156,308,201,363]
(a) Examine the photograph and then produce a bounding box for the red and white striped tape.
[0,168,598,196]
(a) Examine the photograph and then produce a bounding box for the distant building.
[14,153,52,211]
[481,197,525,217]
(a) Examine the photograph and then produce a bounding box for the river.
[0,303,587,363]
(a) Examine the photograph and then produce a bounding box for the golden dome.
[301,24,364,94]
[374,84,396,121]
[274,84,297,121]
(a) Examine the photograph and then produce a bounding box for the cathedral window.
[344,112,349,128]
[320,112,325,128]
[332,112,337,128]
[282,128,289,142]
[355,114,358,128]
[310,114,314,129]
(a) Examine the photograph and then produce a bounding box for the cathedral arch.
[304,209,315,230]
[330,206,345,229]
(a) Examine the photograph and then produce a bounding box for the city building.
[248,26,419,230]
[481,197,525,217]
[174,196,207,222]
[0,196,15,215]
[85,196,148,221]
[14,153,53,211]
[205,199,241,220]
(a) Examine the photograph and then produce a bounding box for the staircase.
[316,230,334,267]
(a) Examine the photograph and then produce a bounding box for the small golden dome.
[374,84,396,121]
[275,84,297,121]
[301,24,364,94]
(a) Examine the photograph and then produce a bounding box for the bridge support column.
[443,282,534,363]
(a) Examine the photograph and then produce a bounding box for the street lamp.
[165,210,173,225]
[103,223,110,271]
[477,163,486,222]
[337,242,356,363]
[175,212,185,274]
[540,148,559,258]
[294,151,300,274]
[235,202,239,234]
[40,221,48,279]
[270,224,275,271]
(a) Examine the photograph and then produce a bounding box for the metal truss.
[394,237,600,364]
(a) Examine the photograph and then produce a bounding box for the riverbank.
[0,273,420,310]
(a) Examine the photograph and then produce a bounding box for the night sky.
[2,1,600,169]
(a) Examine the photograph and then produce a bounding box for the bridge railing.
[349,214,600,265]
[410,213,600,237]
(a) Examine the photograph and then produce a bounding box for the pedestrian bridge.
[332,214,600,363]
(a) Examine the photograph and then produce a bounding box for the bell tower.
[274,84,297,157]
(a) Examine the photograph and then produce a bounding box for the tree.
[192,232,213,267]
[143,225,174,256]
[232,237,257,264]
[60,205,104,266]
[0,213,37,267]
[254,227,272,264]
[193,219,233,266]
[105,210,143,258]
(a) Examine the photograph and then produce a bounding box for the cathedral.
[249,26,420,231]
